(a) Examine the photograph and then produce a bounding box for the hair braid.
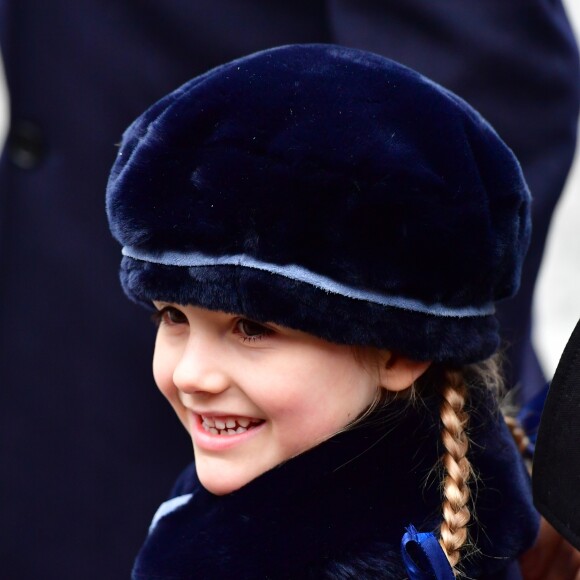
[438,368,472,573]
[503,415,530,455]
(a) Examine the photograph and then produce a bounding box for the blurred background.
[532,0,580,376]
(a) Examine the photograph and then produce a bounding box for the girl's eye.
[152,306,188,327]
[235,318,272,342]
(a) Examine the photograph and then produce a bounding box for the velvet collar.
[132,390,538,579]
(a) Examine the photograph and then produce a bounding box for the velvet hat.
[106,44,531,364]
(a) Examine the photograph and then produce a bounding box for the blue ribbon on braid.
[401,525,455,579]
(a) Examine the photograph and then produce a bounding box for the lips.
[201,415,264,436]
[190,412,266,452]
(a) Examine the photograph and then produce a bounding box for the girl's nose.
[172,336,231,395]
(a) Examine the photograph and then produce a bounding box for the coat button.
[8,119,46,169]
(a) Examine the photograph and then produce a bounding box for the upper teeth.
[201,415,260,435]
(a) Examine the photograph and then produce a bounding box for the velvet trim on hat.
[106,44,531,363]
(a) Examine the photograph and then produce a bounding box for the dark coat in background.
[0,1,578,578]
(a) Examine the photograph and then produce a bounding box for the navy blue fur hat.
[106,44,531,364]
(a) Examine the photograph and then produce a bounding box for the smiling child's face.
[152,302,382,495]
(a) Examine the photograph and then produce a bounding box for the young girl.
[106,44,539,579]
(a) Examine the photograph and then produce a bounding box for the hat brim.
[121,256,499,364]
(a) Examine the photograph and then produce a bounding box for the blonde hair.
[414,356,504,577]
[438,368,472,572]
[352,350,508,577]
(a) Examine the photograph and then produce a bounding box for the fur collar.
[132,390,538,579]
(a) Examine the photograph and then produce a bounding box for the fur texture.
[131,388,538,579]
[106,44,531,363]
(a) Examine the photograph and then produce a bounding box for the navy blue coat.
[0,1,577,578]
[133,391,539,579]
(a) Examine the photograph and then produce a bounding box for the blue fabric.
[107,44,531,365]
[132,387,539,579]
[122,246,496,317]
[518,382,549,456]
[401,526,454,580]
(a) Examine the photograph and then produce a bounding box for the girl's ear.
[377,352,431,392]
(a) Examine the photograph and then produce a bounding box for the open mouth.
[200,415,264,436]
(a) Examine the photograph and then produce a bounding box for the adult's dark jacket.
[0,2,578,579]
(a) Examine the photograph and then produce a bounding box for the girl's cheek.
[152,346,177,400]
[154,371,175,401]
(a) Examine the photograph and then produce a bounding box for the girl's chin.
[195,462,255,496]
